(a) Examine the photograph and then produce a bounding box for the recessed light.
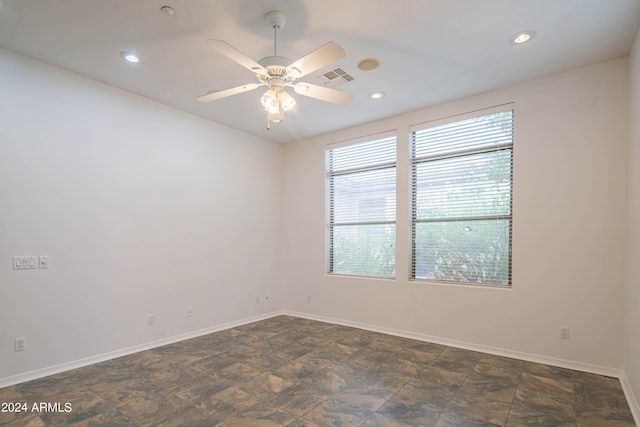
[120,51,141,63]
[510,30,536,45]
[369,91,385,100]
[358,58,381,71]
[161,6,175,16]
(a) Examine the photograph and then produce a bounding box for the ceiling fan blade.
[287,42,346,79]
[292,83,352,105]
[197,83,262,103]
[206,39,267,74]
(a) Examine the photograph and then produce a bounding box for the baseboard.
[0,310,284,389]
[284,310,624,379]
[620,373,640,426]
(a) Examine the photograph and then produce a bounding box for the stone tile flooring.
[0,315,635,426]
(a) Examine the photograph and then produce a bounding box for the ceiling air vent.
[316,67,355,86]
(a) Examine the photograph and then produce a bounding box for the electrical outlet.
[186,306,192,318]
[148,314,155,326]
[560,327,570,340]
[307,295,312,303]
[265,295,270,303]
[14,338,25,352]
[39,256,49,269]
[256,296,260,304]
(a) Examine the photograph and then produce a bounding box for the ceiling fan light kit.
[197,10,352,130]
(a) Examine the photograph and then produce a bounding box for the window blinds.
[326,134,397,278]
[410,108,513,285]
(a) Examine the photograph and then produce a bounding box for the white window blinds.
[326,134,397,278]
[410,108,513,286]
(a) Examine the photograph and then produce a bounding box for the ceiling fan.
[197,10,352,130]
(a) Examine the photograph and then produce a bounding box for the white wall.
[625,28,640,417]
[283,57,629,372]
[0,49,283,383]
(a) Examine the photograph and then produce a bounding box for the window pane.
[332,167,396,223]
[414,219,510,284]
[331,224,396,278]
[414,149,512,220]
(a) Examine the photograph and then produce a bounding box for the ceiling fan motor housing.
[258,56,301,87]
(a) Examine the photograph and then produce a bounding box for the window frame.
[325,132,397,279]
[409,105,514,287]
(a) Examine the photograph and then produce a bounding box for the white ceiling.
[1,0,639,143]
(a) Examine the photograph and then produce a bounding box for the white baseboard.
[284,310,624,379]
[620,373,640,426]
[0,310,284,389]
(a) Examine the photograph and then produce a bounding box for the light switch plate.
[13,256,24,269]
[13,256,37,270]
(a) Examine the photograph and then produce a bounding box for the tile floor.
[0,316,635,426]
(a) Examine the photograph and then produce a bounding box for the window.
[410,107,513,286]
[326,134,397,278]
